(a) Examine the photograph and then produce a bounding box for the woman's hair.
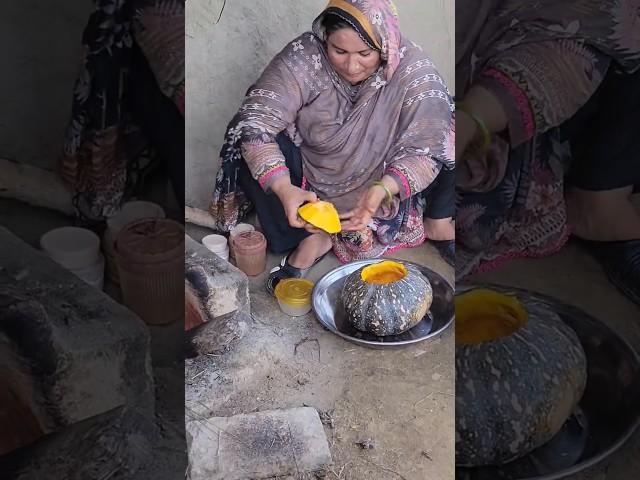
[321,13,354,37]
[321,11,378,51]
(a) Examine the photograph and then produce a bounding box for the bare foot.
[288,232,333,269]
[424,217,455,241]
[566,186,640,241]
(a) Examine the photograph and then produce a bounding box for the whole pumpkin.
[455,289,587,467]
[341,261,433,336]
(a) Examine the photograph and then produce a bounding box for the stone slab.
[185,234,250,329]
[0,226,155,435]
[0,406,157,480]
[186,407,332,480]
[184,309,250,357]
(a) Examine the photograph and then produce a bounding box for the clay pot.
[233,231,267,276]
[115,218,183,325]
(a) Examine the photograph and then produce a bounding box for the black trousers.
[423,166,455,219]
[128,42,185,211]
[564,67,640,191]
[238,133,455,254]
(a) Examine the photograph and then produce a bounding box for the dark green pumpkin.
[455,289,587,467]
[341,261,433,336]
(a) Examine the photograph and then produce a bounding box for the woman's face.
[326,28,381,85]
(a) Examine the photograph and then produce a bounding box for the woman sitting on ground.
[211,0,455,294]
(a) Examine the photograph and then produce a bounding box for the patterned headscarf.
[312,0,403,80]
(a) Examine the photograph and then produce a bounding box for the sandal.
[429,239,455,267]
[265,252,328,296]
[580,239,640,306]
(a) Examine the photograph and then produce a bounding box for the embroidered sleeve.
[229,34,328,191]
[477,40,610,146]
[386,155,443,201]
[233,54,304,191]
[385,53,455,199]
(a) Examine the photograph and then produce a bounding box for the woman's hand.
[271,176,319,228]
[456,109,478,162]
[456,86,508,161]
[340,183,388,231]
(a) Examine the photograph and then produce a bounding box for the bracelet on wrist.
[456,101,491,152]
[372,181,393,206]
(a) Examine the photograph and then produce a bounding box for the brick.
[187,407,332,479]
[0,226,155,438]
[185,234,250,331]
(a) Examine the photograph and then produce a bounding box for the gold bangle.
[457,101,491,151]
[372,181,393,205]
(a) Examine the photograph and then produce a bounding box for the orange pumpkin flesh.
[297,201,341,234]
[455,288,528,345]
[361,260,408,285]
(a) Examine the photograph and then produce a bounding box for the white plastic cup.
[40,227,101,270]
[202,234,230,261]
[40,227,105,290]
[71,255,105,289]
[72,254,105,279]
[86,276,105,290]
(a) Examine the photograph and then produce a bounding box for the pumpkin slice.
[455,288,528,345]
[361,260,408,284]
[298,201,341,234]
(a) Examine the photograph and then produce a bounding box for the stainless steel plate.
[311,259,454,348]
[456,284,640,480]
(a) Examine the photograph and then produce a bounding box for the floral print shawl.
[60,0,185,221]
[211,0,454,261]
[456,0,640,277]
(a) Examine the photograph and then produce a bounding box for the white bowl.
[215,249,230,262]
[41,227,101,270]
[72,254,105,283]
[85,275,105,291]
[202,234,228,254]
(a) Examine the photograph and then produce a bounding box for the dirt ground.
[3,197,636,480]
[185,226,455,480]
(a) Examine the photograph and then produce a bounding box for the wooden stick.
[0,158,74,216]
[185,205,218,230]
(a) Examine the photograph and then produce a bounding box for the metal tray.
[456,284,640,480]
[311,259,454,348]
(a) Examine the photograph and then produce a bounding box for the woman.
[211,0,455,294]
[455,0,640,303]
[61,0,185,222]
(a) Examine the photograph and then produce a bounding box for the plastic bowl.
[274,278,314,317]
[40,227,100,270]
[202,234,228,253]
[277,298,313,317]
[72,254,105,282]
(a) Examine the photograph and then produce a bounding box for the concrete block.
[0,227,154,439]
[0,406,157,480]
[185,234,250,329]
[186,407,332,480]
[185,309,250,357]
